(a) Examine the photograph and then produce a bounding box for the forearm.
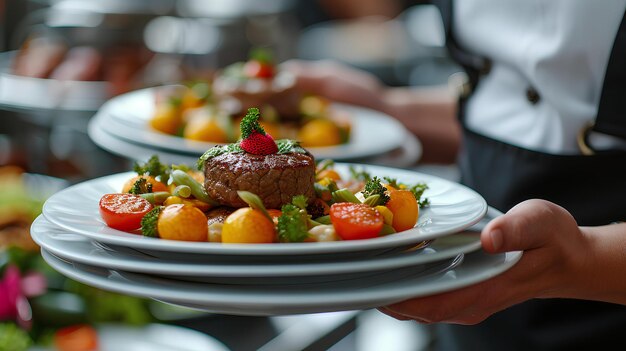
[574,223,626,304]
[381,85,460,164]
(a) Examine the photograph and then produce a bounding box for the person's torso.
[454,0,626,154]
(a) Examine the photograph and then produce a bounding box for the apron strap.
[594,10,626,140]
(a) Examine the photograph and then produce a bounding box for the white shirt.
[454,0,626,154]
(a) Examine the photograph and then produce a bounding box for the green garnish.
[133,155,170,183]
[277,196,311,242]
[276,139,306,154]
[141,206,162,238]
[249,47,274,64]
[197,144,244,169]
[383,176,430,208]
[362,176,390,206]
[128,178,153,195]
[240,107,266,139]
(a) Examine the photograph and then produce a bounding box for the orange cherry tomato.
[330,202,383,240]
[54,324,98,351]
[243,60,274,78]
[99,193,153,231]
[386,190,419,232]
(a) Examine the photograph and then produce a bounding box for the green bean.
[170,170,218,205]
[331,188,361,204]
[173,185,192,198]
[140,192,171,205]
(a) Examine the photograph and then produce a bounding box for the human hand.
[281,59,386,111]
[379,199,591,324]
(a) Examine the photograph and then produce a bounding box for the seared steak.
[203,152,316,209]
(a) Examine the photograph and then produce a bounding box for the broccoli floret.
[133,155,170,183]
[141,206,162,238]
[128,178,153,195]
[277,204,309,242]
[362,177,390,206]
[292,195,308,210]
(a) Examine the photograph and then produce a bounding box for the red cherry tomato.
[243,60,274,78]
[54,324,99,351]
[330,202,383,240]
[99,193,153,231]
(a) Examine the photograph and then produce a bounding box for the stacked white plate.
[87,87,423,167]
[33,163,521,316]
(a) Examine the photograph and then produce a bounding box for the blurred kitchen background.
[0,0,461,350]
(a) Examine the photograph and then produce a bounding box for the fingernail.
[489,229,503,251]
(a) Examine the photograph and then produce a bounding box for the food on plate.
[201,108,316,209]
[148,48,351,147]
[98,108,429,243]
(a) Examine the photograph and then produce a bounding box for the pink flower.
[0,265,47,329]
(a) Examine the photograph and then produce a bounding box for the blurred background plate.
[92,87,413,161]
[28,323,231,351]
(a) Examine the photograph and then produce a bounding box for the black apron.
[432,1,626,350]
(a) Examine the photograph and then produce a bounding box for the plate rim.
[40,248,522,315]
[31,209,498,276]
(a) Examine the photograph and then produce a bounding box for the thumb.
[480,199,574,253]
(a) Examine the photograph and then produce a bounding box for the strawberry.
[241,131,278,155]
[239,107,278,155]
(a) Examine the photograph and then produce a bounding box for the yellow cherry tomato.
[221,208,276,244]
[385,190,419,232]
[150,103,181,135]
[375,205,394,225]
[297,119,342,147]
[183,115,228,142]
[157,204,208,241]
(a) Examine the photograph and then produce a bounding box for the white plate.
[28,323,230,351]
[88,115,200,165]
[92,87,411,160]
[40,248,521,316]
[41,164,488,257]
[31,208,496,280]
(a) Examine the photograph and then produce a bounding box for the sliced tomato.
[54,324,99,351]
[243,60,275,79]
[99,193,153,231]
[330,202,383,240]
